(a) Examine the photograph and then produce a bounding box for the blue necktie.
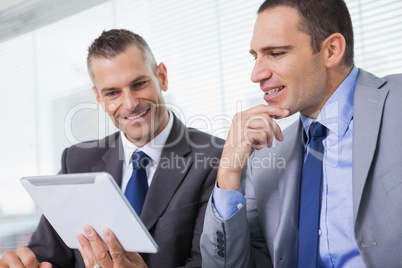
[298,122,327,268]
[124,151,150,216]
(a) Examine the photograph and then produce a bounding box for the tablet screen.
[20,172,158,253]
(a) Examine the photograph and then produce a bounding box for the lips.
[121,108,150,122]
[264,86,285,96]
[263,85,285,102]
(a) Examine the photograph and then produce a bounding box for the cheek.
[102,99,121,119]
[107,103,117,113]
[152,91,166,110]
[293,59,322,90]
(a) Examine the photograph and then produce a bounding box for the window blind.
[0,0,401,256]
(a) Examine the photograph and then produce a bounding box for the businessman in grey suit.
[0,30,223,268]
[201,0,402,267]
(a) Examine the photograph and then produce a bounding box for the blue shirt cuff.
[212,182,245,220]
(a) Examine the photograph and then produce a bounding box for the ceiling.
[0,0,107,42]
[0,0,31,14]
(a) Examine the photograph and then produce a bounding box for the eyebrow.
[128,75,149,87]
[249,45,294,55]
[100,75,150,94]
[100,87,116,94]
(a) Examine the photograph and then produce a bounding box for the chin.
[129,130,150,140]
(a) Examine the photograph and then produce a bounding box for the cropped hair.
[258,0,354,67]
[87,29,157,79]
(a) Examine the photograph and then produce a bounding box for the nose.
[121,89,138,111]
[250,57,273,84]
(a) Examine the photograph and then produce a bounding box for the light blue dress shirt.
[213,67,366,267]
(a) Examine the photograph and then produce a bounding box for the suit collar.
[353,68,389,222]
[91,132,124,187]
[89,115,191,231]
[273,120,304,267]
[140,114,193,230]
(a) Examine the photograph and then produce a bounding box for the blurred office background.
[0,0,401,256]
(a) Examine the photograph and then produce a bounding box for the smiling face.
[250,6,332,118]
[90,44,169,147]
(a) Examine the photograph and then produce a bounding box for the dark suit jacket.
[28,115,224,268]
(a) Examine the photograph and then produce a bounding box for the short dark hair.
[87,29,157,79]
[258,0,354,67]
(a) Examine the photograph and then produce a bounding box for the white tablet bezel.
[20,172,158,253]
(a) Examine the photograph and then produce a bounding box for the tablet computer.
[20,172,158,253]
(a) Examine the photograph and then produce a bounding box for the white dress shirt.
[120,111,174,192]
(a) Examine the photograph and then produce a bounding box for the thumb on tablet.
[103,228,147,267]
[103,228,125,262]
[39,262,53,268]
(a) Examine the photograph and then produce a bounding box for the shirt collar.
[300,66,359,139]
[120,110,174,167]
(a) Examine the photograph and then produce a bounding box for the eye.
[106,91,117,97]
[270,52,285,57]
[133,81,147,88]
[104,90,120,99]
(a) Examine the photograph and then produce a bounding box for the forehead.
[91,45,150,76]
[250,6,306,51]
[90,45,155,88]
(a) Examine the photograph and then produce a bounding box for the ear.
[156,62,168,92]
[92,86,106,111]
[322,33,346,68]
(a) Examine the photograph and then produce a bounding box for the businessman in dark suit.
[0,29,223,268]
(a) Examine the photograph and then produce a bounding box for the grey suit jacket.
[201,69,402,268]
[28,115,224,268]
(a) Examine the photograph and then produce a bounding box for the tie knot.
[309,122,327,138]
[131,151,150,170]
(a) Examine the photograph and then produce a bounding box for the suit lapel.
[274,121,304,266]
[91,133,124,187]
[353,69,389,223]
[140,116,192,230]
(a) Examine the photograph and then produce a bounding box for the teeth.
[266,86,284,95]
[126,110,148,120]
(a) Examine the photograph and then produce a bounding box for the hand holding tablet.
[77,225,148,268]
[20,172,158,254]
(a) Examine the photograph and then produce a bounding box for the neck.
[303,65,354,120]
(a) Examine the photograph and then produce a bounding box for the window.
[0,0,401,256]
